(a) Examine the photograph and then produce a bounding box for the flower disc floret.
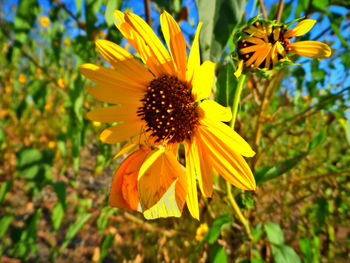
[137,75,199,144]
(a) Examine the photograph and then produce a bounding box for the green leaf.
[308,130,327,151]
[99,233,114,263]
[209,243,227,263]
[13,0,39,59]
[339,119,350,146]
[196,0,247,62]
[265,222,284,245]
[52,181,67,207]
[0,214,14,239]
[216,59,238,107]
[254,154,305,185]
[52,203,65,232]
[271,244,301,263]
[207,214,233,244]
[61,213,92,250]
[97,207,117,234]
[0,180,13,203]
[105,0,123,27]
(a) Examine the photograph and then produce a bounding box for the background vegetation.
[0,0,350,262]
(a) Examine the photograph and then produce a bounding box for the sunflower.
[79,11,256,220]
[234,18,332,77]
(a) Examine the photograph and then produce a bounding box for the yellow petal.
[79,63,145,92]
[160,11,187,81]
[192,61,216,101]
[234,60,244,78]
[252,44,272,68]
[114,11,175,77]
[245,44,268,67]
[195,134,214,197]
[100,121,143,144]
[198,125,256,190]
[284,19,316,38]
[287,41,331,58]
[113,133,150,160]
[245,37,265,45]
[88,85,142,105]
[109,147,151,210]
[86,104,140,123]
[186,22,202,83]
[95,39,154,85]
[138,148,185,210]
[244,26,267,40]
[273,27,281,42]
[184,140,200,220]
[199,100,232,122]
[143,176,187,219]
[201,117,255,157]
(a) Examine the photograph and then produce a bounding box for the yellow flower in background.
[48,141,56,149]
[40,16,50,27]
[80,11,256,220]
[195,223,209,241]
[57,78,66,89]
[235,19,331,75]
[44,103,51,110]
[1,110,10,118]
[93,121,102,127]
[18,74,27,84]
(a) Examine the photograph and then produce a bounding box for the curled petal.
[284,19,316,38]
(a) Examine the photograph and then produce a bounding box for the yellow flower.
[195,223,209,241]
[57,78,66,89]
[79,11,256,220]
[44,103,51,110]
[18,74,27,84]
[236,19,331,73]
[40,16,50,27]
[48,141,56,149]
[1,109,9,118]
[93,121,102,127]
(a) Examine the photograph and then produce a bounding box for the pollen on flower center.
[137,75,199,144]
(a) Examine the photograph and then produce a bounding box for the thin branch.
[259,0,268,19]
[144,0,151,25]
[54,0,85,30]
[276,0,284,23]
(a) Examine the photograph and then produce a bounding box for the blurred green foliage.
[0,0,350,262]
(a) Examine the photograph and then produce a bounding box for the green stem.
[226,74,253,240]
[230,74,246,128]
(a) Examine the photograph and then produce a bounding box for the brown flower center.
[137,75,199,144]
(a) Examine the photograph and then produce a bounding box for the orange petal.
[109,147,151,210]
[160,11,187,81]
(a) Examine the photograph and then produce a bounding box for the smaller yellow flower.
[18,74,27,84]
[124,43,131,51]
[48,141,56,149]
[234,18,331,76]
[57,78,66,89]
[1,109,9,118]
[44,103,51,110]
[195,223,209,241]
[40,16,50,27]
[64,39,71,47]
[93,121,102,127]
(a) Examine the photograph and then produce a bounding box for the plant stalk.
[227,74,253,240]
